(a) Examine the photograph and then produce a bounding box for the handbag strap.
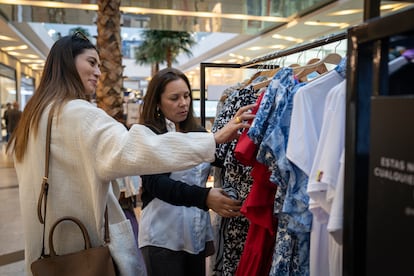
[36,111,110,256]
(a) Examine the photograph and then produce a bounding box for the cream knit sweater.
[15,99,215,275]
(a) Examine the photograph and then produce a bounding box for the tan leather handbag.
[31,216,116,276]
[31,111,117,276]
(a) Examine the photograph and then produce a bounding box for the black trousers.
[141,245,206,276]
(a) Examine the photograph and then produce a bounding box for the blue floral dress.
[248,67,311,276]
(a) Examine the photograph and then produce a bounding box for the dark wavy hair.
[139,67,200,133]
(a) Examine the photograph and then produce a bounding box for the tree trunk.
[95,0,124,121]
[166,47,172,68]
[151,63,159,76]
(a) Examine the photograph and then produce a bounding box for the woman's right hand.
[206,188,242,218]
[213,103,256,144]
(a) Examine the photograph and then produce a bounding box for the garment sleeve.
[73,102,216,180]
[141,173,210,211]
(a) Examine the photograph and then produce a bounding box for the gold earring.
[157,107,161,117]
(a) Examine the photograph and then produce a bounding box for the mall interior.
[1,0,414,275]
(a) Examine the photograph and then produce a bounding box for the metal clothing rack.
[240,31,347,68]
[198,62,278,126]
[198,0,384,125]
[199,31,347,126]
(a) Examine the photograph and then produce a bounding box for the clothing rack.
[240,31,347,68]
[201,0,402,276]
[198,62,278,126]
[199,31,347,127]
[198,0,381,125]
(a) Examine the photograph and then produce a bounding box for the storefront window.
[0,63,17,141]
[20,74,35,110]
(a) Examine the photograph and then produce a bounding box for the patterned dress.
[211,86,258,275]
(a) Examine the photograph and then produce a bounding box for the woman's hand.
[213,103,256,144]
[206,188,242,218]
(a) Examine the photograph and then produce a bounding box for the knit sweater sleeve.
[141,173,210,211]
[73,101,215,180]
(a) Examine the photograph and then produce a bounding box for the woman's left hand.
[206,188,242,217]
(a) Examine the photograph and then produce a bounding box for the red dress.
[234,92,278,276]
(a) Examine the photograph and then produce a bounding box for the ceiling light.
[122,7,289,22]
[229,53,246,59]
[20,59,44,63]
[329,9,362,16]
[304,21,349,28]
[272,34,303,43]
[31,64,44,68]
[6,52,39,59]
[269,45,285,49]
[0,0,97,11]
[381,3,404,10]
[0,35,17,41]
[1,45,28,51]
[0,0,289,23]
[248,46,263,51]
[6,51,22,56]
[388,3,413,12]
[24,54,40,59]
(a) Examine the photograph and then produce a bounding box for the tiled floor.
[0,142,25,275]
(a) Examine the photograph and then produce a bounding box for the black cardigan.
[140,125,218,211]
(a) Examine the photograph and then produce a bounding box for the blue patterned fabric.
[247,68,285,145]
[268,214,311,276]
[261,81,312,233]
[263,73,310,276]
[335,57,347,79]
[247,67,311,276]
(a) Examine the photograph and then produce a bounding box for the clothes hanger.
[290,51,305,68]
[301,41,345,83]
[261,67,281,78]
[252,60,280,90]
[317,52,342,65]
[239,62,267,89]
[252,78,272,91]
[298,40,345,82]
[298,40,344,71]
[244,71,262,86]
[294,48,342,81]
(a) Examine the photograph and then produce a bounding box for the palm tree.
[135,30,196,76]
[68,27,91,38]
[95,0,124,121]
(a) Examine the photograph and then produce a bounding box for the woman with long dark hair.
[7,34,254,275]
